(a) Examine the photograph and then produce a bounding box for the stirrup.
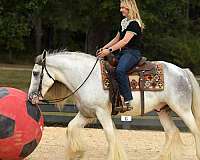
[115,106,123,112]
[115,106,126,113]
[127,106,133,111]
[115,106,132,113]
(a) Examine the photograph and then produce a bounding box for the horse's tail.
[184,68,200,129]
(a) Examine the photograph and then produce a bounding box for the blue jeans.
[115,49,141,102]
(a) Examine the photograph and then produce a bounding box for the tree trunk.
[47,25,54,49]
[186,0,190,29]
[85,28,89,54]
[8,49,13,63]
[34,17,43,54]
[86,25,111,55]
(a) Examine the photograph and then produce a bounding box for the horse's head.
[28,51,55,104]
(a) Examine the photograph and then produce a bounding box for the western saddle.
[104,54,155,115]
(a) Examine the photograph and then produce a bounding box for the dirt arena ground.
[27,127,197,160]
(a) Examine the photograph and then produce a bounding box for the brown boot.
[124,101,133,111]
[114,100,133,113]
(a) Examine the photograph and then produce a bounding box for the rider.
[97,0,144,111]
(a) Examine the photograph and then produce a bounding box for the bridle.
[37,51,55,98]
[33,50,99,103]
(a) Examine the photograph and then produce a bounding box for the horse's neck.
[47,53,99,90]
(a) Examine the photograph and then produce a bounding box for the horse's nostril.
[33,71,39,77]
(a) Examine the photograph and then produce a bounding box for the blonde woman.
[97,0,144,112]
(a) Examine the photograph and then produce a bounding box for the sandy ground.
[27,127,197,160]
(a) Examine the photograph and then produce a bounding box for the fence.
[39,104,189,132]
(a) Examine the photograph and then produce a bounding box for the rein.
[38,52,99,103]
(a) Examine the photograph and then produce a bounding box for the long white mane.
[35,50,96,64]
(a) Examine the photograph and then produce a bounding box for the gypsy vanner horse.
[28,51,200,160]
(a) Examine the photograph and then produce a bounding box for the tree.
[25,0,48,54]
[0,0,48,62]
[139,0,200,73]
[0,0,30,62]
[41,0,121,54]
[0,0,199,73]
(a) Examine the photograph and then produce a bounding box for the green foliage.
[42,0,120,31]
[140,0,200,73]
[0,0,47,53]
[0,1,29,51]
[0,0,199,73]
[172,36,200,73]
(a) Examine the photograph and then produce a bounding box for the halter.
[35,50,99,103]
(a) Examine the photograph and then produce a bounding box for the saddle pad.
[100,60,164,91]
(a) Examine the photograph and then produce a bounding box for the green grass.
[42,112,77,116]
[0,69,31,91]
[0,68,75,103]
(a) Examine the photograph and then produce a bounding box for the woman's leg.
[115,49,141,102]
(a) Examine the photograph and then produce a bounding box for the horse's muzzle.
[28,92,43,105]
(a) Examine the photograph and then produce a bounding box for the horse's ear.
[42,49,48,60]
[35,55,42,65]
[35,50,48,65]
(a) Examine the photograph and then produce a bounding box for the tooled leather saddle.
[101,54,164,115]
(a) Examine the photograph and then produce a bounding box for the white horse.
[28,51,200,160]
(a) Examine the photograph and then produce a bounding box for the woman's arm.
[109,31,134,52]
[97,31,135,58]
[102,32,120,49]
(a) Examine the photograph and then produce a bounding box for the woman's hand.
[97,49,110,58]
[96,48,103,56]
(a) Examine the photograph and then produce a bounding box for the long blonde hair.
[120,0,144,30]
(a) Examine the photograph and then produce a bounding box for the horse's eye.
[33,71,39,77]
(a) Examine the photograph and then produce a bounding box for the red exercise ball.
[0,87,44,160]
